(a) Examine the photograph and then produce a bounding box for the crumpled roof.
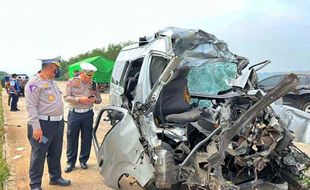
[156,27,249,70]
[154,27,249,96]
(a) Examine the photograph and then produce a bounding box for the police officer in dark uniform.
[25,57,71,190]
[64,62,102,172]
[9,73,20,111]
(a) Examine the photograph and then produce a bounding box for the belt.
[39,115,63,121]
[69,108,93,113]
[10,91,20,94]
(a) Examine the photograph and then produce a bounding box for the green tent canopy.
[68,56,115,83]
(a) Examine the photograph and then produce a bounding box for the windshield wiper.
[249,60,271,71]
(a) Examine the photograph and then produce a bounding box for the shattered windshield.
[156,27,246,96]
[187,62,237,95]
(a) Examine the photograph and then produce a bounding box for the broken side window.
[123,58,144,108]
[258,75,284,89]
[149,56,169,88]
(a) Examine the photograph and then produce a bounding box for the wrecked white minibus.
[93,27,310,190]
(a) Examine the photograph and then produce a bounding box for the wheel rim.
[304,104,310,113]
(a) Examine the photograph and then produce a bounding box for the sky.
[0,0,309,75]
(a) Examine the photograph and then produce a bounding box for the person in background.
[21,76,29,96]
[4,76,11,106]
[17,76,22,87]
[64,71,69,80]
[63,62,102,173]
[73,70,79,77]
[9,74,20,111]
[17,76,24,96]
[25,57,71,190]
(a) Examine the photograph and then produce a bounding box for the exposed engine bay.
[132,72,310,190]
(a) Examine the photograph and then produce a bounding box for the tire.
[274,128,294,153]
[143,182,157,190]
[302,101,310,113]
[144,182,188,190]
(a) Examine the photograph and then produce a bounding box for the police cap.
[80,62,97,72]
[80,62,97,77]
[39,56,61,67]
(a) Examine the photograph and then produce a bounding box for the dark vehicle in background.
[258,73,310,113]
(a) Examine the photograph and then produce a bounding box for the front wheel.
[302,101,310,113]
[144,182,189,190]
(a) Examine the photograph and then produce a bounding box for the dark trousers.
[28,119,64,189]
[20,87,24,96]
[66,110,94,166]
[8,94,11,106]
[10,93,19,110]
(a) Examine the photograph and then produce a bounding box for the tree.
[57,41,135,81]
[0,71,8,79]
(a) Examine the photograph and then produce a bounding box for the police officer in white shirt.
[25,57,71,190]
[64,62,102,172]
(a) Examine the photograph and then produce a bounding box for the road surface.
[3,82,142,190]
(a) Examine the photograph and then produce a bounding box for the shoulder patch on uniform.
[29,84,38,93]
[72,78,81,87]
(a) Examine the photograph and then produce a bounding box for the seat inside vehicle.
[154,66,201,124]
[125,72,139,103]
[123,58,143,108]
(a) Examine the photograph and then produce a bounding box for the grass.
[0,86,10,189]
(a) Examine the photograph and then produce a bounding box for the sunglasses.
[51,67,60,74]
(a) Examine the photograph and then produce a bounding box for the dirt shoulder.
[3,81,141,190]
